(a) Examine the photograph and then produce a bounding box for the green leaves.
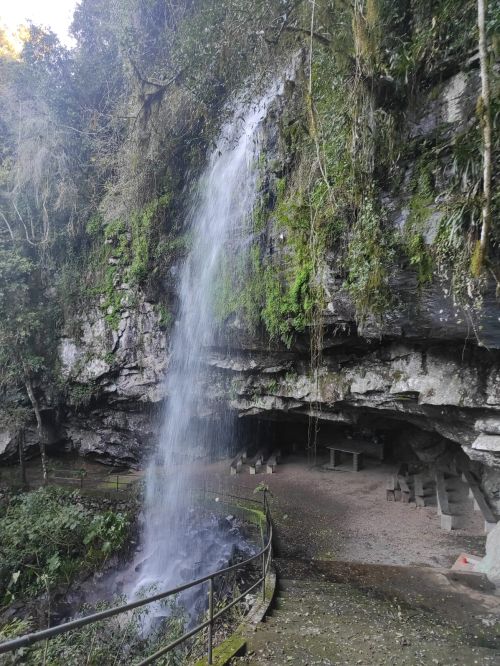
[345,196,396,324]
[0,487,130,602]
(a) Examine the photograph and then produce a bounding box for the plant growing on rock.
[345,197,396,325]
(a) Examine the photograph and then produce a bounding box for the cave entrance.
[229,413,490,568]
[238,413,469,471]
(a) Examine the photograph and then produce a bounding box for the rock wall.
[204,341,500,470]
[2,50,499,507]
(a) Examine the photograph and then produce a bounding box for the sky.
[1,0,79,47]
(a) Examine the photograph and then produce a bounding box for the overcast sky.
[1,0,78,47]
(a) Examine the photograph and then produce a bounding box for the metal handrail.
[0,490,273,665]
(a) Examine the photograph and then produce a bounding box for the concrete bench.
[326,444,363,472]
[387,464,410,502]
[435,472,459,531]
[249,449,265,475]
[397,474,412,504]
[386,475,398,501]
[266,450,281,474]
[413,474,431,507]
[462,470,497,533]
[230,449,247,475]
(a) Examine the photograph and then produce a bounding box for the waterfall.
[134,82,280,599]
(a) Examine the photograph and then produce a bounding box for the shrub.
[0,487,129,605]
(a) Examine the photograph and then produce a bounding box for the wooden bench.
[326,444,364,472]
[462,470,497,533]
[435,472,459,531]
[266,450,281,474]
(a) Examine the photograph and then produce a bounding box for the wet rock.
[10,58,498,491]
[0,430,18,461]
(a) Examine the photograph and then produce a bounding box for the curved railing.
[0,490,273,665]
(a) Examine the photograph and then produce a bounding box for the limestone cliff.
[1,1,499,509]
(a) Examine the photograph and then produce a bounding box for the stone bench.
[230,449,247,475]
[386,464,412,502]
[462,470,497,533]
[386,474,398,501]
[413,473,431,507]
[325,444,363,472]
[266,450,281,474]
[435,472,459,531]
[397,474,412,504]
[249,449,265,475]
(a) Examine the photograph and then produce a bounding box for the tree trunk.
[474,0,492,275]
[24,376,48,484]
[18,428,27,487]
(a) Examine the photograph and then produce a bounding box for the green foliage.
[0,244,55,418]
[345,197,395,323]
[261,259,317,347]
[432,116,491,298]
[3,596,189,666]
[403,164,435,286]
[83,194,172,329]
[213,243,265,334]
[0,487,129,604]
[156,303,174,329]
[387,0,477,82]
[86,214,103,237]
[67,382,97,408]
[0,0,497,386]
[154,232,191,265]
[129,194,171,283]
[470,240,485,279]
[103,351,115,365]
[0,247,39,370]
[406,231,434,286]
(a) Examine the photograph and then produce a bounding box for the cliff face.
[1,4,498,508]
[200,59,500,475]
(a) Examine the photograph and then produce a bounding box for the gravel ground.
[204,453,487,568]
[206,452,500,665]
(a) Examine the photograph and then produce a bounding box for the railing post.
[208,576,214,664]
[262,551,266,602]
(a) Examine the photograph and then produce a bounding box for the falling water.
[134,81,281,599]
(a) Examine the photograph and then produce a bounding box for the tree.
[0,245,48,481]
[472,0,493,276]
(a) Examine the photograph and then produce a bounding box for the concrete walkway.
[233,559,500,665]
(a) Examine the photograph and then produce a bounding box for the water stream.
[133,82,280,601]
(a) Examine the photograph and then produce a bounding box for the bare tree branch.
[0,211,15,240]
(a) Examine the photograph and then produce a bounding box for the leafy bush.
[0,487,129,605]
[0,597,189,666]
